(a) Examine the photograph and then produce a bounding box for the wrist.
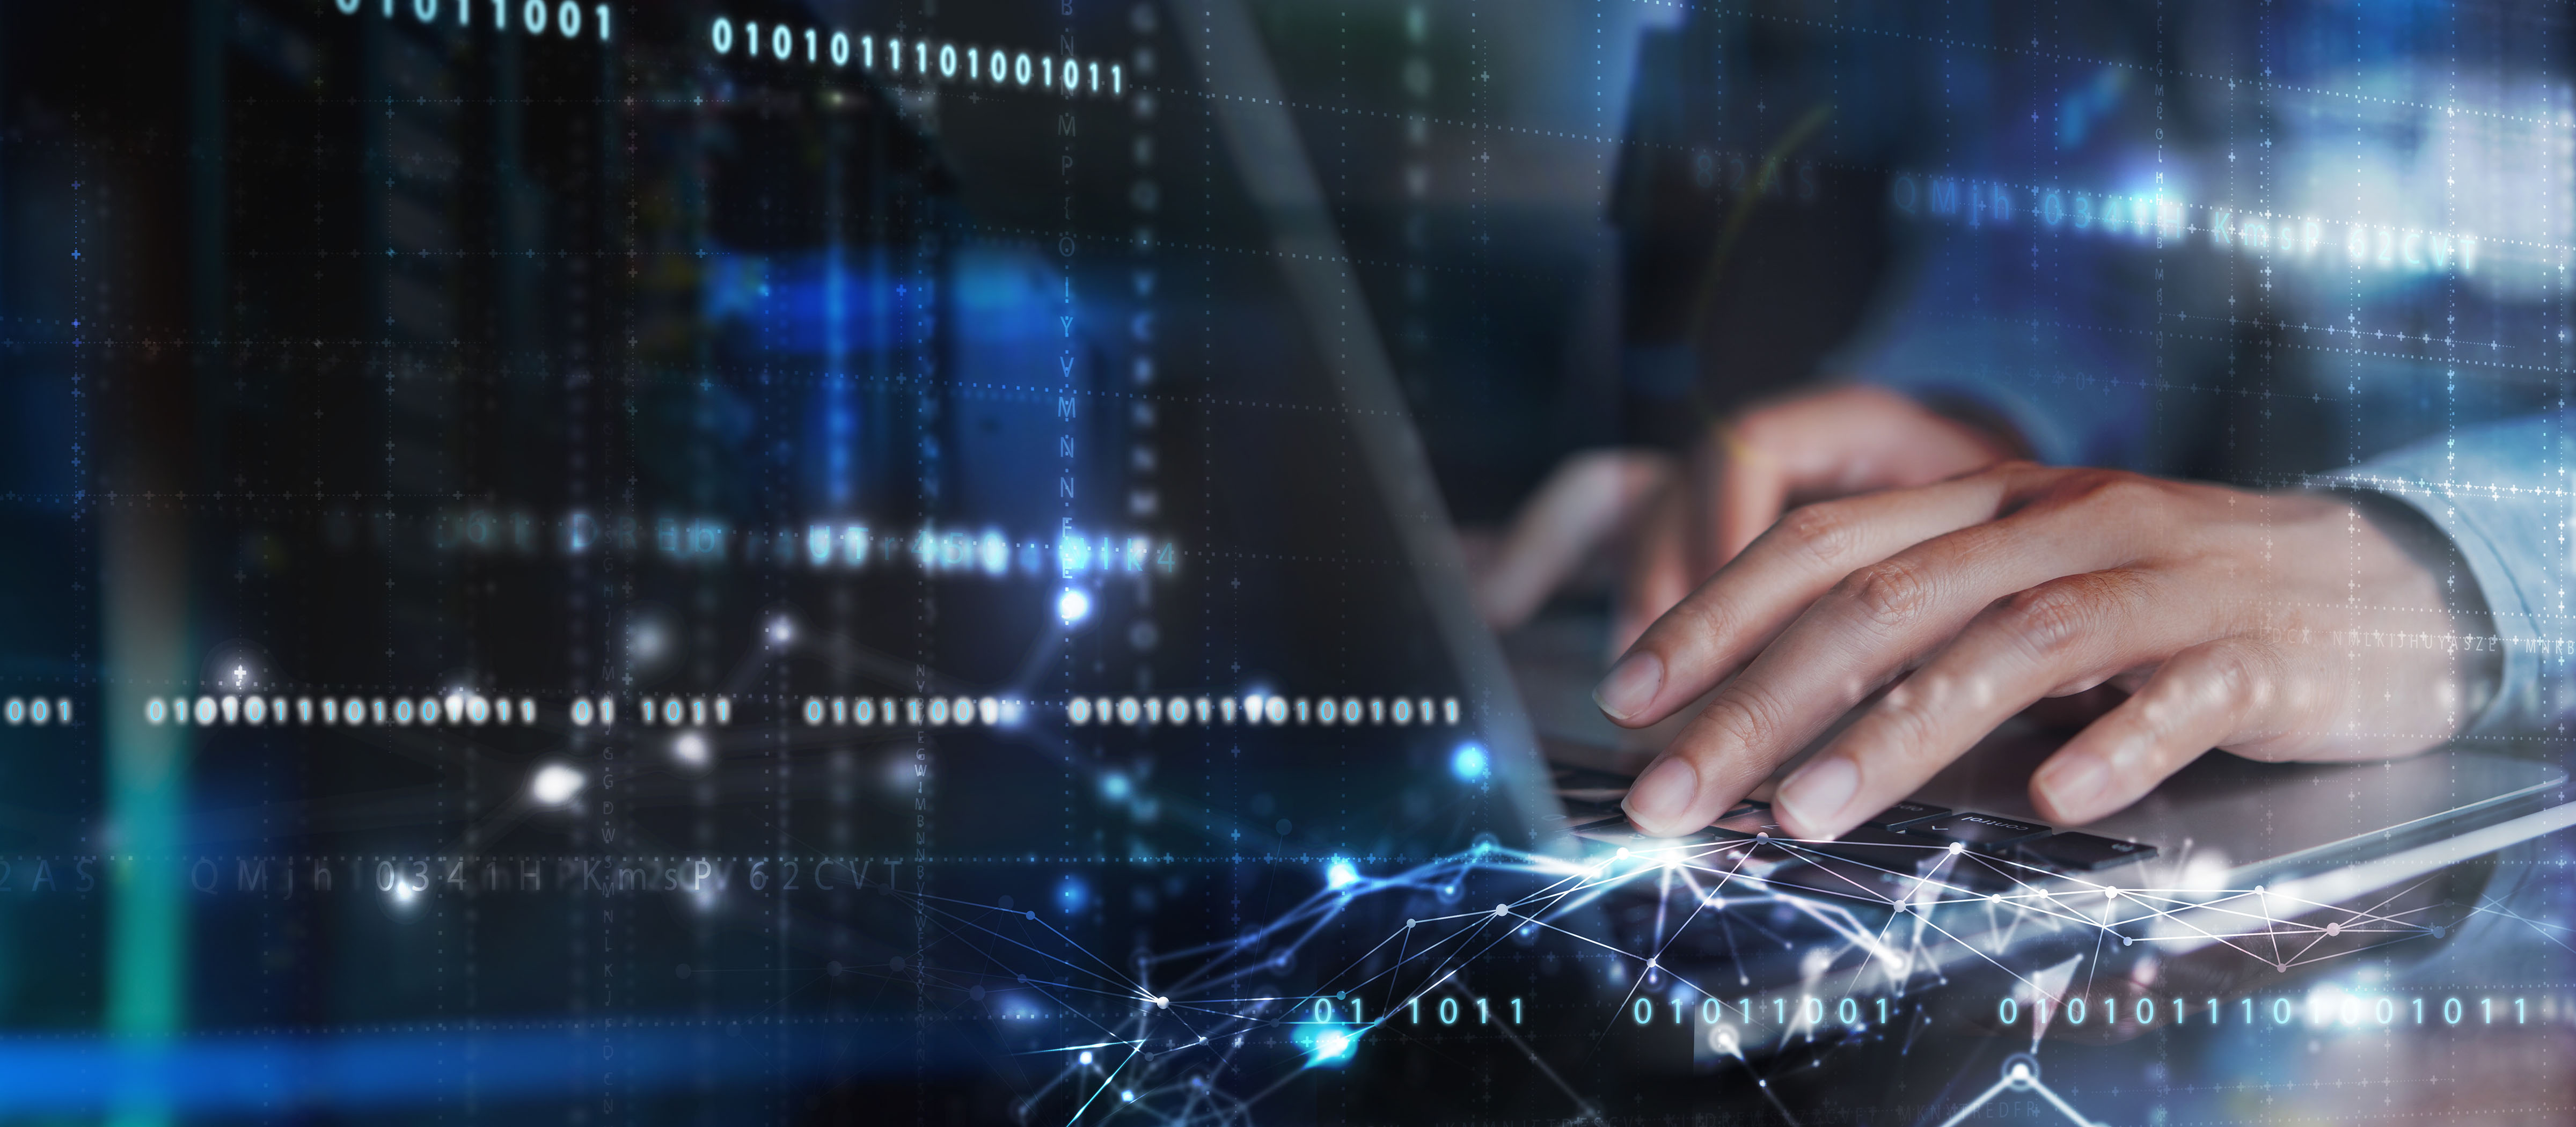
[2337,489,2502,732]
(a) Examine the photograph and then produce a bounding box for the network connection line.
[876,833,2456,1123]
[1934,1058,2103,1127]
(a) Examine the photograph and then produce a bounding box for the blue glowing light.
[1451,743,1490,781]
[1058,588,1091,624]
[1313,1030,1351,1060]
[1057,876,1086,913]
[1102,772,1132,801]
[1325,859,1359,890]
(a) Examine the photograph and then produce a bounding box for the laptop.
[1183,0,2574,1046]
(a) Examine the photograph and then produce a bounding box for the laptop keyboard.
[1549,764,2156,876]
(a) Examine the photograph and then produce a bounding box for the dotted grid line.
[14,212,1568,285]
[1626,0,2576,129]
[37,852,2576,880]
[83,692,1451,720]
[1878,307,2563,390]
[22,295,2565,414]
[0,1011,973,1042]
[0,853,1437,867]
[0,496,1426,570]
[58,76,2551,289]
[1892,193,2576,261]
[0,341,1422,422]
[18,34,2560,225]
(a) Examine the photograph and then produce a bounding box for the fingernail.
[2037,757,2109,821]
[1594,652,1665,722]
[1778,756,1858,834]
[1622,756,1699,833]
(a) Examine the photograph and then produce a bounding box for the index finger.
[1594,468,2022,729]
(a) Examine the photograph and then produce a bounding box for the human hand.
[1612,385,2014,651]
[1600,463,2480,840]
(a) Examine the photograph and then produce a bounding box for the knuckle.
[2074,470,2162,511]
[1701,680,1789,757]
[1835,559,1933,632]
[1665,591,1741,649]
[2185,643,2279,721]
[2195,648,2260,709]
[1773,503,1859,572]
[1999,583,2095,661]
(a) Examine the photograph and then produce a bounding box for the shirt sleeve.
[2329,414,2574,738]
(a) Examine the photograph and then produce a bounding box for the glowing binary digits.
[708,16,1122,98]
[331,0,609,41]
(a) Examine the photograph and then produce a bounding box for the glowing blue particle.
[1058,588,1092,624]
[1057,876,1086,912]
[1325,858,1359,890]
[1451,743,1490,781]
[1313,1030,1351,1060]
[1102,772,1132,801]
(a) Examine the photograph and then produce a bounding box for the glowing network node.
[1450,742,1489,780]
[1325,858,1359,889]
[672,732,709,769]
[768,618,793,645]
[1312,1030,1351,1060]
[1057,588,1092,624]
[529,764,586,806]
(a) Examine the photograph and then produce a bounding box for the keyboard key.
[1861,800,1950,830]
[1926,854,2024,894]
[1905,811,2051,848]
[1705,807,1786,840]
[2014,832,2157,872]
[1796,825,1950,872]
[1573,819,1672,847]
[1762,858,1915,902]
[1572,802,1777,848]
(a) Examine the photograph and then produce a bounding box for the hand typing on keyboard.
[1593,462,2487,841]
